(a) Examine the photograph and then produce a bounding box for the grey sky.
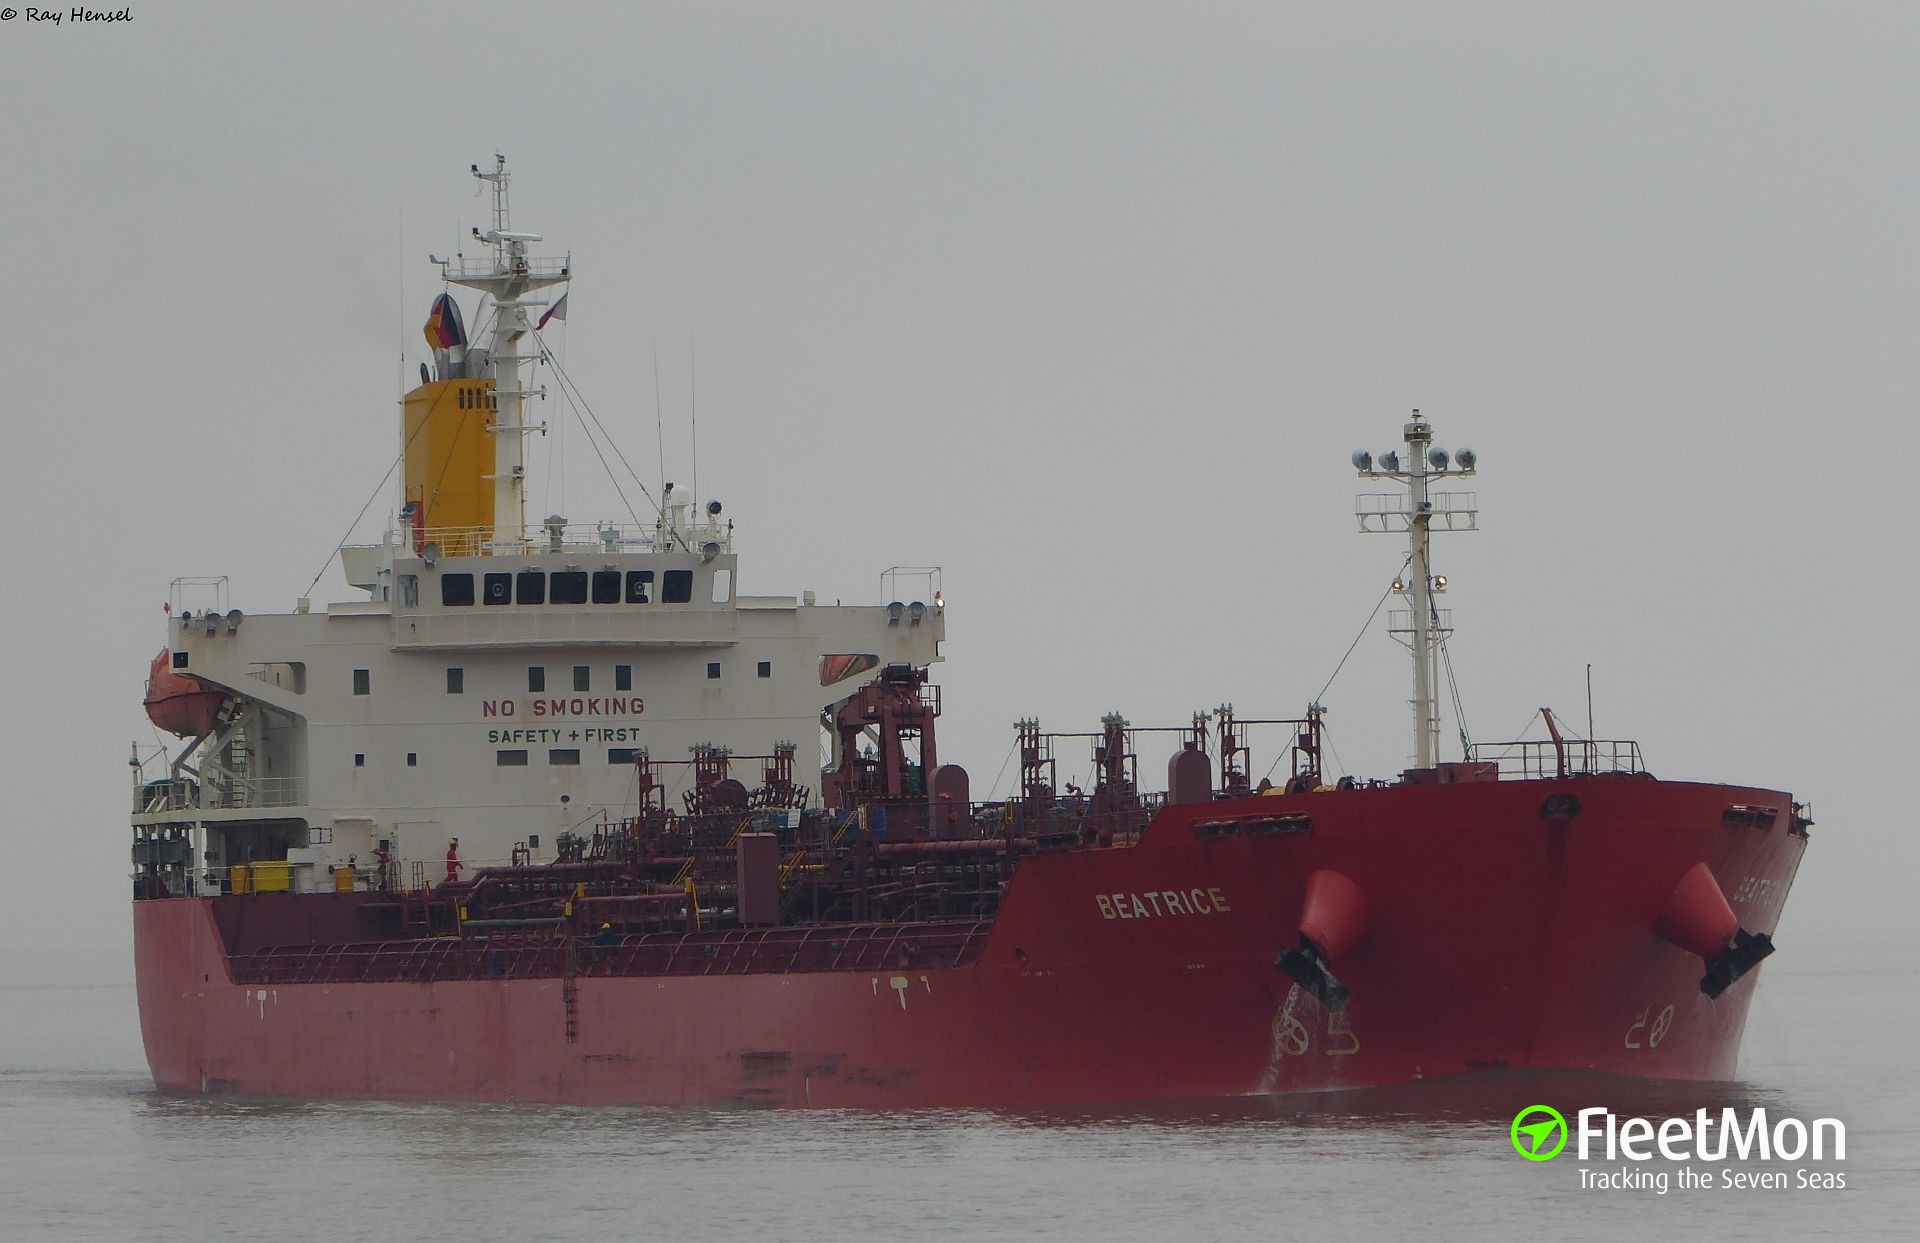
[1,1,1912,979]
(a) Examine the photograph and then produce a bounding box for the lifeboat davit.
[143,649,227,738]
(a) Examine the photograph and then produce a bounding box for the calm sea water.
[3,931,1914,1241]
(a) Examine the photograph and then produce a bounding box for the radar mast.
[433,155,572,550]
[1352,413,1479,768]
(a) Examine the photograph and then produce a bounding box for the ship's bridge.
[342,510,754,650]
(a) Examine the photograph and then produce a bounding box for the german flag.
[423,292,466,350]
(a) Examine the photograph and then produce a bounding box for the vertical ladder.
[561,941,579,1044]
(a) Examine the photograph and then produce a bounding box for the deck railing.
[134,775,306,814]
[1466,738,1645,780]
[227,918,995,986]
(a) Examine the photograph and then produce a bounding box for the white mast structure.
[434,155,571,549]
[1352,412,1478,769]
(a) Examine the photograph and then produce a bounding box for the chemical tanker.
[129,159,1805,1106]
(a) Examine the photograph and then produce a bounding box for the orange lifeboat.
[143,649,227,738]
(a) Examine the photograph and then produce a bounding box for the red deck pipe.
[1299,869,1371,962]
[1656,862,1739,959]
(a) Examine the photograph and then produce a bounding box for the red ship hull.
[133,778,1804,1106]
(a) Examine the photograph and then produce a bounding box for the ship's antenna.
[396,203,406,406]
[653,338,667,507]
[1586,663,1596,742]
[689,335,699,510]
[1351,412,1479,769]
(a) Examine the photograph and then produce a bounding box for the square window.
[551,570,589,604]
[529,667,546,693]
[757,661,771,679]
[573,665,590,692]
[615,664,632,691]
[663,569,694,603]
[625,570,654,604]
[608,748,639,765]
[354,753,365,767]
[515,570,546,605]
[592,569,621,604]
[496,749,529,766]
[706,661,721,680]
[171,650,189,669]
[352,669,370,696]
[446,667,464,694]
[407,753,418,767]
[483,572,512,605]
[440,573,475,606]
[549,748,581,766]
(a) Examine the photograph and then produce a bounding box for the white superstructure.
[131,160,945,892]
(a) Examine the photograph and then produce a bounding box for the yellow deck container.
[250,861,292,893]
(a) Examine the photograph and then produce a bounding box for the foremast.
[433,156,572,550]
[1353,413,1478,769]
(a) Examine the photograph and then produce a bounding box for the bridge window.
[615,664,632,691]
[573,665,590,692]
[551,570,589,604]
[440,573,474,607]
[625,570,653,604]
[663,569,693,603]
[549,748,581,766]
[515,570,545,605]
[496,749,529,766]
[483,572,512,605]
[528,667,546,692]
[592,569,621,604]
[352,669,370,695]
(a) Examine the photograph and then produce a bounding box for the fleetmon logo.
[1511,1105,1569,1161]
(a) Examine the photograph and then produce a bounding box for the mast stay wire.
[1437,633,1472,759]
[1257,557,1411,786]
[985,736,1020,802]
[301,413,435,598]
[1314,555,1413,707]
[534,336,647,531]
[532,326,666,526]
[1432,586,1474,758]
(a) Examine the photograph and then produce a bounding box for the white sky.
[1,1,1912,979]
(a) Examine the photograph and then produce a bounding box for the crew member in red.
[444,837,461,886]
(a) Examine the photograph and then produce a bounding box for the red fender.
[1299,869,1371,962]
[1656,862,1738,959]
